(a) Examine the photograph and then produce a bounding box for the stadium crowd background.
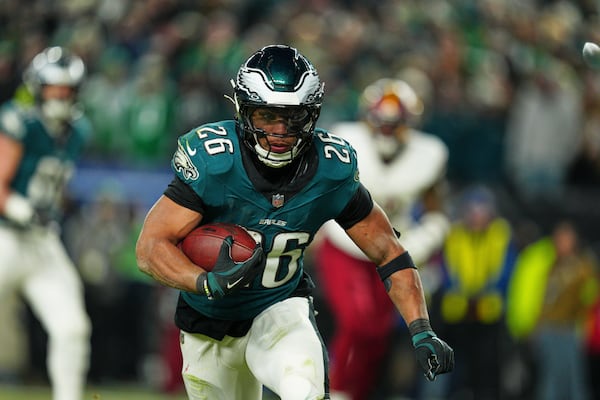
[2,0,600,399]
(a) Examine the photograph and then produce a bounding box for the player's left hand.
[410,320,454,381]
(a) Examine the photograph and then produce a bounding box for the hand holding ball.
[179,223,257,271]
[180,223,264,300]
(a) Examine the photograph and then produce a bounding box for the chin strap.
[253,142,295,168]
[254,145,292,168]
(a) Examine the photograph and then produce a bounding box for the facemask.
[373,132,402,160]
[254,142,296,168]
[41,99,74,123]
[40,99,76,138]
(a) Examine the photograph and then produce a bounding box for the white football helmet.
[23,46,85,125]
[359,78,424,159]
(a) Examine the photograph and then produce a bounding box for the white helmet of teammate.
[23,46,85,125]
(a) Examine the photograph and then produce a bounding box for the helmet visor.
[249,106,314,137]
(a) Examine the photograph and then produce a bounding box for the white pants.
[180,297,328,400]
[0,225,91,400]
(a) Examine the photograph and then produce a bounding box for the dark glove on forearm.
[196,236,265,300]
[409,318,455,381]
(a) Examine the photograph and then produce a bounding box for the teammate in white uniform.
[316,78,449,400]
[0,47,92,400]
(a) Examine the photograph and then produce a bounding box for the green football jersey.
[0,100,91,221]
[173,120,361,320]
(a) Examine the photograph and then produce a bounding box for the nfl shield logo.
[272,193,285,208]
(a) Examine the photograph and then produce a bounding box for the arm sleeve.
[163,176,206,214]
[334,183,374,230]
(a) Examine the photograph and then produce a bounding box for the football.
[178,222,257,271]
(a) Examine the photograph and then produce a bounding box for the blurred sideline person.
[315,78,450,400]
[585,295,600,400]
[136,45,454,400]
[431,186,518,400]
[0,46,92,400]
[507,220,599,400]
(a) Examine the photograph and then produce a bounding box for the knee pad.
[278,375,325,400]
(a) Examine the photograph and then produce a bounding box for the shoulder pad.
[0,103,26,141]
[313,128,359,182]
[172,121,238,183]
[409,131,449,171]
[71,114,94,142]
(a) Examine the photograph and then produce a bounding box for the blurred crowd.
[2,0,600,399]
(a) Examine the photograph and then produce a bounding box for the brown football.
[178,223,256,271]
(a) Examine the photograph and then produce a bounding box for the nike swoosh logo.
[186,140,197,156]
[226,277,244,290]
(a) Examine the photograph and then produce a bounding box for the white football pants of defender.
[180,296,328,400]
[0,224,91,400]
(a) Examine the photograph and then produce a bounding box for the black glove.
[196,236,265,300]
[409,319,454,381]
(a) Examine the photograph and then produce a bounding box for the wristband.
[408,318,435,346]
[376,251,416,282]
[408,318,433,336]
[4,193,34,226]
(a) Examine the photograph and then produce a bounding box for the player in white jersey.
[316,78,449,400]
[0,47,92,400]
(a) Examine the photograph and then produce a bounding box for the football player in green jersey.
[136,45,454,400]
[0,47,92,400]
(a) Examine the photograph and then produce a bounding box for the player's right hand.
[197,236,266,299]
